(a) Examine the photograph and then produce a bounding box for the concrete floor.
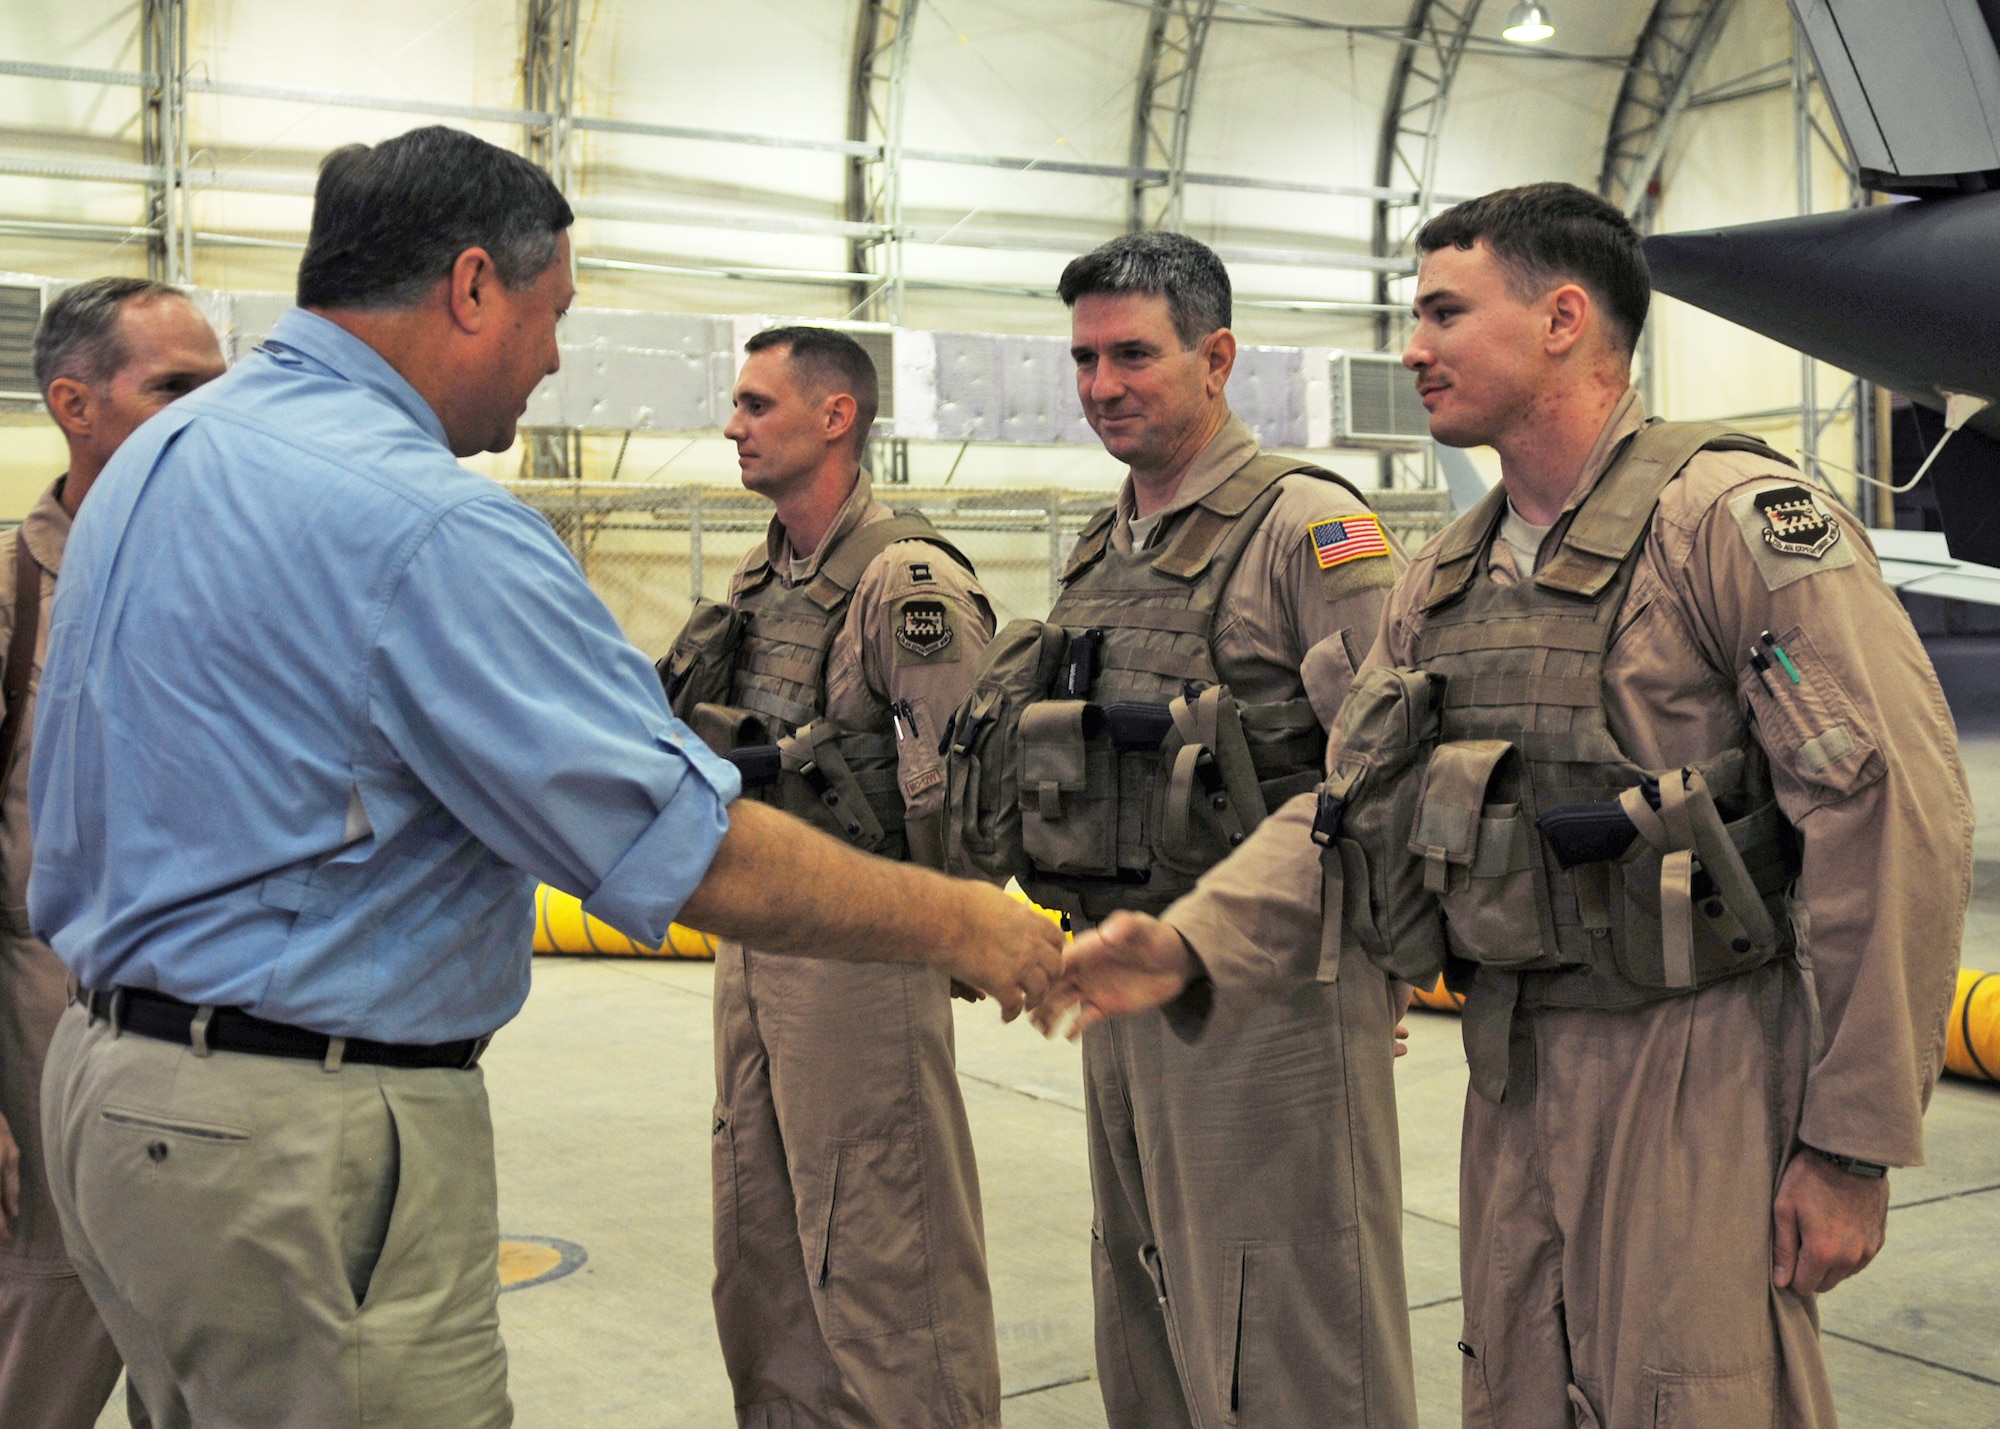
[91,718,2000,1429]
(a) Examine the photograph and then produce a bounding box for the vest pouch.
[659,598,745,720]
[775,719,906,858]
[687,703,770,759]
[1018,700,1120,877]
[1409,741,1545,969]
[1319,665,1450,985]
[1611,766,1792,992]
[941,619,1070,883]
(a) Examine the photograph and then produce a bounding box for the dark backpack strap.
[0,529,41,783]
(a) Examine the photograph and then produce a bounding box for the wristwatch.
[1807,1145,1888,1179]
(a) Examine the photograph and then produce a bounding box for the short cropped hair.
[1057,231,1232,349]
[296,125,574,311]
[32,276,186,400]
[1417,183,1650,353]
[744,325,880,451]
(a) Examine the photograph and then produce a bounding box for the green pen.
[1759,630,1802,684]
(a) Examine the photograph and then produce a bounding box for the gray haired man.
[3,277,225,1428]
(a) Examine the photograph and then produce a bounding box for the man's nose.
[1402,338,1427,372]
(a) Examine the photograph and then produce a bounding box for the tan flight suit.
[0,481,126,1429]
[1056,418,1417,1429]
[1162,392,1970,1429]
[707,472,1003,1428]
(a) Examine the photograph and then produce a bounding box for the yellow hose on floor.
[1409,974,1464,1013]
[532,884,719,960]
[1946,967,2000,1084]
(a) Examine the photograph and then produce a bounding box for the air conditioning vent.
[1330,351,1429,447]
[0,283,44,406]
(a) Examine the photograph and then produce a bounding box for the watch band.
[1807,1145,1888,1179]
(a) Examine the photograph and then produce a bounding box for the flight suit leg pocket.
[810,1136,934,1339]
[711,1108,739,1272]
[1220,1237,1364,1426]
[1645,1363,1777,1428]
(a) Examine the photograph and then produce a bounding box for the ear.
[821,391,859,448]
[445,247,501,335]
[44,376,92,441]
[1544,283,1591,357]
[1201,327,1237,399]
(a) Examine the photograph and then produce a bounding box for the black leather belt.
[78,986,491,1070]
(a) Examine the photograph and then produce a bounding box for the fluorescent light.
[1502,1,1555,42]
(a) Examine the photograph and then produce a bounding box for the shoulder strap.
[1059,505,1118,585]
[0,530,41,782]
[1154,451,1363,580]
[805,511,973,611]
[1535,420,1734,598]
[1422,482,1510,611]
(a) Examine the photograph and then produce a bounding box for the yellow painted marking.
[498,1240,564,1288]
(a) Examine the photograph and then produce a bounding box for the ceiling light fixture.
[1502,1,1556,43]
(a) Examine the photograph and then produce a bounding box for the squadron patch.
[1726,482,1857,592]
[1753,485,1841,559]
[894,598,955,659]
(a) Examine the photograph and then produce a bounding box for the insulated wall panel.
[1230,346,1306,448]
[525,310,733,432]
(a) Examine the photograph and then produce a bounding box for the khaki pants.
[0,935,124,1429]
[41,1000,512,1429]
[1083,945,1416,1429]
[1459,964,1837,1429]
[712,946,1000,1429]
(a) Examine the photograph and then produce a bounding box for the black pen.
[1748,647,1776,697]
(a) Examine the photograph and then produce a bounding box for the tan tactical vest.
[660,511,970,862]
[1321,423,1804,1097]
[1017,454,1360,924]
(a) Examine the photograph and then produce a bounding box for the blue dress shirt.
[29,309,741,1043]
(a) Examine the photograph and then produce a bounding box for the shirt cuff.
[581,732,741,944]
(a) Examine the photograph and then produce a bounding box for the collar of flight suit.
[1112,410,1259,553]
[762,466,887,587]
[23,477,71,578]
[1488,387,1647,581]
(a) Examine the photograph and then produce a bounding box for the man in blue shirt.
[31,126,1059,1429]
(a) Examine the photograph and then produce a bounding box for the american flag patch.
[1310,514,1389,570]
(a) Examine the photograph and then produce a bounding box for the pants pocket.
[712,1108,739,1273]
[1647,1363,1778,1427]
[1221,1237,1364,1426]
[810,1135,932,1340]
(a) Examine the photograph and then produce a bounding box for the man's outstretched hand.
[1032,909,1198,1037]
[936,882,1063,1022]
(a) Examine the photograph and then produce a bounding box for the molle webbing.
[731,512,969,731]
[1025,454,1353,920]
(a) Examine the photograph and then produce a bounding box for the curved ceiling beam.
[1598,0,1738,226]
[846,0,919,322]
[1127,0,1220,232]
[1370,0,1483,327]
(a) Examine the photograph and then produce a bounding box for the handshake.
[676,798,1214,1025]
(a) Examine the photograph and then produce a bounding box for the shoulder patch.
[893,596,960,663]
[1725,483,1857,591]
[1310,513,1390,570]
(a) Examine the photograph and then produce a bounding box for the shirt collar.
[765,468,876,581]
[23,477,70,577]
[261,308,453,452]
[1115,411,1259,537]
[1552,388,1648,518]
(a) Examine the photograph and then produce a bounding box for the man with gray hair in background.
[0,276,224,1429]
[945,231,1418,1426]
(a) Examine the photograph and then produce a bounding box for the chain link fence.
[504,481,1458,658]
